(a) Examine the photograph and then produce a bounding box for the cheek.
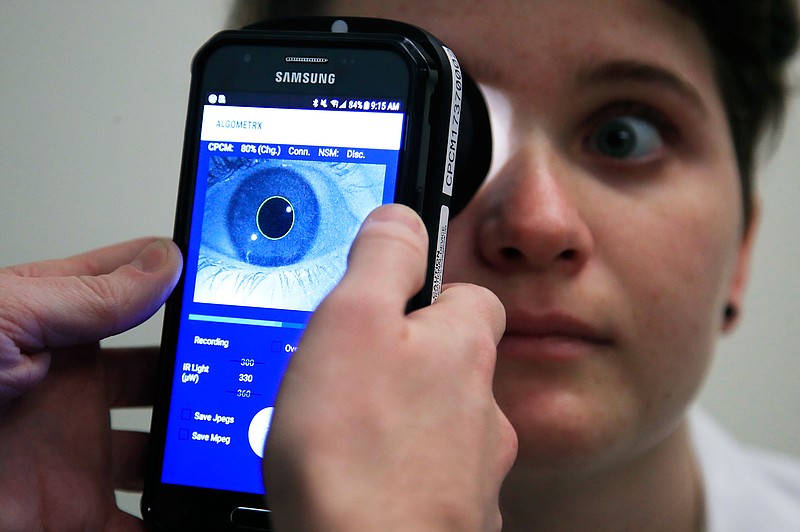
[443,207,487,285]
[602,177,743,393]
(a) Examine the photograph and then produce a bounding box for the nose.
[474,142,593,275]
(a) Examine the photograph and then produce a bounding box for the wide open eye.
[195,157,386,312]
[225,166,320,268]
[589,115,664,160]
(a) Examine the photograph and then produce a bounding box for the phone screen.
[158,45,408,496]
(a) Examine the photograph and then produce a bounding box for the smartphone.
[142,17,490,531]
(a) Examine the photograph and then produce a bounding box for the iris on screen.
[227,166,318,267]
[194,157,386,312]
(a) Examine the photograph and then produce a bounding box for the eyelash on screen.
[195,158,383,312]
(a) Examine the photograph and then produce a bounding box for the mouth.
[499,311,613,362]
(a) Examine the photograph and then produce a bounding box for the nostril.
[499,247,577,262]
[500,247,523,260]
[558,249,577,261]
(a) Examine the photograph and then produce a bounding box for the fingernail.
[131,239,170,273]
[365,204,424,234]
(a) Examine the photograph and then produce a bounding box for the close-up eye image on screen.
[194,156,386,311]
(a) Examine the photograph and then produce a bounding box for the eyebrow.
[576,60,709,117]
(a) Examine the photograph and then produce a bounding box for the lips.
[498,311,613,362]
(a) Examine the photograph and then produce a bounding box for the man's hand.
[264,205,518,532]
[0,238,182,531]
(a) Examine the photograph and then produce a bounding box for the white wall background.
[2,0,799,516]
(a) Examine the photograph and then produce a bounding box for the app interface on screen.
[161,92,404,494]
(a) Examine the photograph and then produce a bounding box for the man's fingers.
[1,238,182,352]
[2,237,170,279]
[0,350,51,410]
[0,239,181,404]
[428,282,507,345]
[333,204,429,314]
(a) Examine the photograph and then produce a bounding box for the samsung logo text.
[274,71,336,85]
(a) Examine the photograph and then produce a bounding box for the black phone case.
[143,17,487,531]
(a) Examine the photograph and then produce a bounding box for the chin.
[495,369,642,475]
[499,383,696,485]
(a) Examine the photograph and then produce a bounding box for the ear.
[722,197,760,333]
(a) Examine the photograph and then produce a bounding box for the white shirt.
[691,409,800,531]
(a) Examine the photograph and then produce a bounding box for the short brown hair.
[667,0,799,226]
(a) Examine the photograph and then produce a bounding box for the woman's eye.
[589,115,664,160]
[223,165,322,268]
[195,157,386,312]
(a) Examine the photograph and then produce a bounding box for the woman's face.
[329,0,754,473]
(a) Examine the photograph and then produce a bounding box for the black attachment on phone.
[143,16,494,532]
[244,17,493,217]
